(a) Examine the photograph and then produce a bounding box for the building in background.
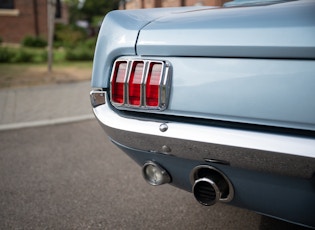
[120,0,230,9]
[0,0,68,44]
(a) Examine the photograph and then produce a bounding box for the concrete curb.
[0,114,94,131]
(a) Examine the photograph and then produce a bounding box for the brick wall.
[186,0,229,6]
[162,0,181,7]
[124,0,230,9]
[0,0,47,43]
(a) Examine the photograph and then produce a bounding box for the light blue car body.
[91,0,315,228]
[92,0,315,131]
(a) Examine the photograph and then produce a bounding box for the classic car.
[90,0,315,228]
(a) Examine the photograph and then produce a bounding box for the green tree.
[65,0,81,24]
[66,0,119,24]
[82,0,119,21]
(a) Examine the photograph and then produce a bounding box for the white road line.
[0,114,95,131]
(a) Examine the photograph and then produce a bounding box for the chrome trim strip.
[92,93,315,178]
[160,63,170,108]
[142,61,150,107]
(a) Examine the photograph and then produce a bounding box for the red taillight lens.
[146,63,162,107]
[128,62,144,106]
[111,61,127,104]
[110,59,170,110]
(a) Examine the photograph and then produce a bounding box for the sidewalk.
[0,81,94,131]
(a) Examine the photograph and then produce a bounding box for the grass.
[0,45,94,89]
[0,61,93,89]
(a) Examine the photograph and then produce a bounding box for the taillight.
[128,61,144,106]
[111,61,127,104]
[110,58,171,111]
[146,63,162,107]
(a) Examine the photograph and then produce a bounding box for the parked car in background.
[90,0,315,228]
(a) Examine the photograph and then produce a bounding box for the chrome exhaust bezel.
[190,165,234,203]
[142,161,171,186]
[192,177,221,206]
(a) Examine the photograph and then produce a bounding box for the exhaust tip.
[191,165,234,206]
[142,161,171,186]
[193,177,220,206]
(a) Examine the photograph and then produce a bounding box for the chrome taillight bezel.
[110,58,171,111]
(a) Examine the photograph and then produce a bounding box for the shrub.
[0,47,14,62]
[65,47,94,61]
[10,49,33,63]
[0,47,46,63]
[84,37,97,49]
[32,49,48,63]
[54,24,87,48]
[39,50,48,62]
[22,36,47,48]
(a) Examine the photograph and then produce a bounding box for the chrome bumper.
[91,90,315,178]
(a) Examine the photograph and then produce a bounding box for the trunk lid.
[137,0,315,59]
[135,1,315,131]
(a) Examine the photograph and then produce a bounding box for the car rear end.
[90,1,315,228]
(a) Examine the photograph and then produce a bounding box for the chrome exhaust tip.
[191,165,234,206]
[142,161,171,186]
[193,177,221,206]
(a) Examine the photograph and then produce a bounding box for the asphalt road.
[0,120,310,229]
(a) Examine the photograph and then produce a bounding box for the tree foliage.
[81,0,120,20]
[65,0,120,23]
